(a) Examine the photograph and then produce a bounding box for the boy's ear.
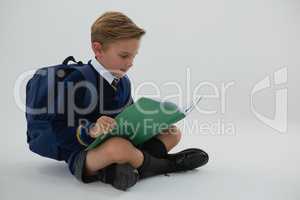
[91,42,104,58]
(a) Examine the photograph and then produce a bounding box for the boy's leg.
[85,137,144,175]
[138,125,181,158]
[68,137,143,190]
[70,135,208,190]
[138,125,209,171]
[82,137,176,189]
[156,125,182,152]
[83,137,144,190]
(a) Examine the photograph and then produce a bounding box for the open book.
[86,96,202,150]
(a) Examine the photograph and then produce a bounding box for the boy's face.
[92,38,140,78]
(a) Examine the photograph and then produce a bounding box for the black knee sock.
[137,150,174,179]
[138,137,168,159]
[98,164,117,184]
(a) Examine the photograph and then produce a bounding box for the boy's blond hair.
[91,11,146,49]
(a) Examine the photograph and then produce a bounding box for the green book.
[86,97,202,150]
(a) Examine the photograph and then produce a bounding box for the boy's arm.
[76,74,134,147]
[76,123,94,147]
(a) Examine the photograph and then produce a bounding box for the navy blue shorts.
[67,150,107,183]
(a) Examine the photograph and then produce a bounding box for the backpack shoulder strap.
[62,56,83,66]
[62,56,97,108]
[62,56,97,86]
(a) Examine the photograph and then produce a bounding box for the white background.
[1,0,299,199]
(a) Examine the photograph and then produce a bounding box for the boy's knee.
[157,125,182,149]
[104,137,134,163]
[168,125,182,143]
[174,131,182,144]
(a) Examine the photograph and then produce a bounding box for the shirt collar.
[90,57,118,85]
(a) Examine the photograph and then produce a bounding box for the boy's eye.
[120,55,129,59]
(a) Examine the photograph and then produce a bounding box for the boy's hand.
[89,116,117,138]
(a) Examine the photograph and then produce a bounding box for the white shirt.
[90,57,118,85]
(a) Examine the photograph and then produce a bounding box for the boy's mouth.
[111,69,127,78]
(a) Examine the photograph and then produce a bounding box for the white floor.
[2,1,299,198]
[1,121,299,200]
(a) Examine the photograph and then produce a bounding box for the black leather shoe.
[111,163,139,191]
[167,148,209,172]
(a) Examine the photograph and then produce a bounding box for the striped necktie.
[111,78,120,91]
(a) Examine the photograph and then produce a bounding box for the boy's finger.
[95,121,110,132]
[102,116,116,124]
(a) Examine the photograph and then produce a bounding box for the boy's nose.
[127,63,133,68]
[127,59,133,68]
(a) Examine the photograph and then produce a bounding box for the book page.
[183,96,202,115]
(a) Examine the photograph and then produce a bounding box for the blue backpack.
[25,56,97,160]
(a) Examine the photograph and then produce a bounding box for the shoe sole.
[112,164,139,191]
